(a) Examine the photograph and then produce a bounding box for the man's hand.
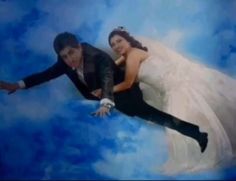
[0,81,20,94]
[91,89,102,98]
[91,105,111,117]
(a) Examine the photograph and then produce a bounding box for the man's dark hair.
[53,32,80,54]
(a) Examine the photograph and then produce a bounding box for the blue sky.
[0,0,236,179]
[0,0,236,78]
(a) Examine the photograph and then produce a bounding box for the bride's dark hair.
[108,26,148,52]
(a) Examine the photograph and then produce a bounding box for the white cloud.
[161,30,184,49]
[95,1,217,53]
[20,24,57,58]
[3,0,234,75]
[19,0,110,56]
[36,0,108,29]
[0,77,76,124]
[0,93,55,124]
[93,126,168,179]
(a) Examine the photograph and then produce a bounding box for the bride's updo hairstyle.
[108,26,148,52]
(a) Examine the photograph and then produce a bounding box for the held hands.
[91,89,102,98]
[0,81,20,94]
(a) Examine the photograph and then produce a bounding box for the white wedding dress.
[137,38,236,174]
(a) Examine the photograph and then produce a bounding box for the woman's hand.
[115,56,125,66]
[91,88,102,98]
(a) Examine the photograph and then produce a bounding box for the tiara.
[113,26,127,32]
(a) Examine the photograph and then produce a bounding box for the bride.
[104,26,236,174]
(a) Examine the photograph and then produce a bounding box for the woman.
[101,27,236,173]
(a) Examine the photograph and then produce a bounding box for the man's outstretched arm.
[0,81,20,94]
[0,60,65,94]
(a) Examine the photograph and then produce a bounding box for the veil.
[136,37,236,174]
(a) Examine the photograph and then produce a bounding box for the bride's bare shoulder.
[128,48,149,60]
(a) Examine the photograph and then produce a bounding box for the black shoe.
[198,132,208,153]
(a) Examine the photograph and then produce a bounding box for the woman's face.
[110,34,132,56]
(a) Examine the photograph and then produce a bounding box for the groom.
[0,32,208,152]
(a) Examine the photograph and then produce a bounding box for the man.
[0,32,208,152]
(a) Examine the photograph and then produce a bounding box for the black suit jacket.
[21,41,193,137]
[22,43,124,101]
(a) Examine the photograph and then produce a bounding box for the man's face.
[59,45,83,69]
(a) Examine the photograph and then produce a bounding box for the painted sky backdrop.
[1,0,236,79]
[0,0,236,180]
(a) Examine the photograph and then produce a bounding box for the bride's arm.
[113,53,141,93]
[115,56,125,66]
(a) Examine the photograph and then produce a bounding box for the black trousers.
[114,84,201,141]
